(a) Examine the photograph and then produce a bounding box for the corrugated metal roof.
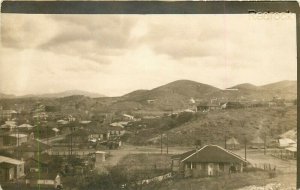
[227,137,239,145]
[17,124,34,128]
[180,145,247,163]
[0,155,24,165]
[285,147,297,152]
[9,133,28,138]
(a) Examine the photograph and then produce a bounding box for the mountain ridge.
[0,90,105,99]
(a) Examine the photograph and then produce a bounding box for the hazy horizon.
[0,79,296,98]
[0,14,297,96]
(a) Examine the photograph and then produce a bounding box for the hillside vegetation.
[0,80,296,114]
[124,106,297,146]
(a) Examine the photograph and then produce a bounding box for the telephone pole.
[166,133,168,155]
[264,133,267,155]
[224,135,227,149]
[160,133,163,155]
[244,135,247,161]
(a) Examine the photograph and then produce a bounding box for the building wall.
[0,168,6,181]
[0,137,3,147]
[26,179,55,186]
[16,163,25,178]
[95,153,105,162]
[0,167,15,182]
[171,159,180,172]
[183,162,243,178]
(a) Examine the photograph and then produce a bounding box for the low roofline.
[180,145,247,163]
[180,145,208,162]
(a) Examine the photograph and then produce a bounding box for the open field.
[143,171,295,190]
[51,143,296,189]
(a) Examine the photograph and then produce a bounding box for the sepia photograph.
[0,3,297,190]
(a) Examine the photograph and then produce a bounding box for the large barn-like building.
[171,145,248,178]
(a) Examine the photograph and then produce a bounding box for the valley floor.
[90,144,296,189]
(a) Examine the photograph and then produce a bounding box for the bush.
[243,167,264,172]
[268,170,277,178]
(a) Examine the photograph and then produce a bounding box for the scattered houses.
[7,133,28,146]
[0,155,25,182]
[171,145,248,178]
[0,110,18,120]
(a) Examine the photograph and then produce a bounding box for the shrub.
[243,167,264,173]
[268,170,277,178]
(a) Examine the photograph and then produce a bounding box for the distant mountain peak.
[229,83,258,90]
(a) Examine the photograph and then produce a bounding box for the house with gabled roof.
[171,145,248,178]
[9,140,51,159]
[0,155,25,182]
[197,102,220,112]
[226,137,240,150]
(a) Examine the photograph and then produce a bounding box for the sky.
[0,14,297,97]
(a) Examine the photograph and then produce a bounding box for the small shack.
[95,151,106,163]
[285,144,297,159]
[278,138,296,148]
[0,156,25,182]
[250,136,264,149]
[226,137,240,150]
[25,172,62,188]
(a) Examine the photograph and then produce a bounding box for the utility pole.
[160,133,163,155]
[244,135,247,161]
[166,133,168,155]
[17,126,19,160]
[46,124,49,153]
[224,135,227,149]
[264,133,267,155]
[70,126,73,156]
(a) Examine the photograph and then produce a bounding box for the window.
[186,162,191,169]
[219,163,224,171]
[191,162,196,169]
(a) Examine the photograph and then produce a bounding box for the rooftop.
[17,124,34,129]
[0,155,24,165]
[180,145,247,164]
[26,172,60,180]
[9,133,28,138]
[14,140,51,152]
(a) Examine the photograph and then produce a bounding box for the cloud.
[1,14,59,49]
[0,14,297,96]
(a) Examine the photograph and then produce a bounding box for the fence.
[50,150,96,158]
[270,149,297,160]
[137,172,173,185]
[249,163,276,171]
